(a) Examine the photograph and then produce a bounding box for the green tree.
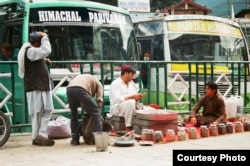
[150,0,181,12]
[88,0,182,12]
[91,0,117,6]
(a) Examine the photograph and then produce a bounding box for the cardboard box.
[132,117,178,135]
[136,109,178,121]
[111,115,126,131]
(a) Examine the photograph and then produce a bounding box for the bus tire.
[0,110,11,147]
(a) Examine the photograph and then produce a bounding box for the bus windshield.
[29,7,138,63]
[169,33,247,62]
[135,17,249,64]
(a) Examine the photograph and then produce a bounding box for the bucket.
[92,132,109,152]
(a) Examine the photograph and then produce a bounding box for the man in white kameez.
[109,65,145,131]
[18,31,55,146]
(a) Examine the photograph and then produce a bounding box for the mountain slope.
[195,0,247,17]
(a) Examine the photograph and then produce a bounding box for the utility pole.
[228,0,250,18]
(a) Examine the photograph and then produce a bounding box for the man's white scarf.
[17,43,31,78]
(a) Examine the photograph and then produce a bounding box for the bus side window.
[153,35,164,60]
[171,48,182,61]
[12,35,21,60]
[2,25,22,61]
[138,39,151,60]
[0,25,5,45]
[153,40,164,60]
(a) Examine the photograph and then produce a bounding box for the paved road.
[1,132,250,166]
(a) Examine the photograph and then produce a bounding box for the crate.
[111,115,126,131]
[136,109,178,121]
[132,117,178,135]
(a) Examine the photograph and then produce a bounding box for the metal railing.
[0,60,250,131]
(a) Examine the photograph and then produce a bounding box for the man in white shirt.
[109,65,145,131]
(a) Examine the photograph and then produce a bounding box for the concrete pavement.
[1,132,250,166]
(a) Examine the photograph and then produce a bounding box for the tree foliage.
[150,0,181,12]
[90,0,117,6]
[88,0,182,12]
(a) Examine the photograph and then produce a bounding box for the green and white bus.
[134,14,250,112]
[0,0,139,129]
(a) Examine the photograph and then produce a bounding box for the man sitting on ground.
[189,82,226,127]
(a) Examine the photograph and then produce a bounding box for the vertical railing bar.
[164,62,168,109]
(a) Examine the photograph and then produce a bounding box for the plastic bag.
[47,116,71,139]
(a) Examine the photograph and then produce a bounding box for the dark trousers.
[67,87,102,140]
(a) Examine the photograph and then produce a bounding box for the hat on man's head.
[121,64,136,74]
[29,32,42,43]
[121,64,130,72]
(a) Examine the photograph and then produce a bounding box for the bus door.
[1,20,22,59]
[136,37,153,87]
[137,34,165,87]
[0,19,27,128]
[137,37,152,60]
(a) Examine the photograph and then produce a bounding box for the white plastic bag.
[47,116,71,139]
